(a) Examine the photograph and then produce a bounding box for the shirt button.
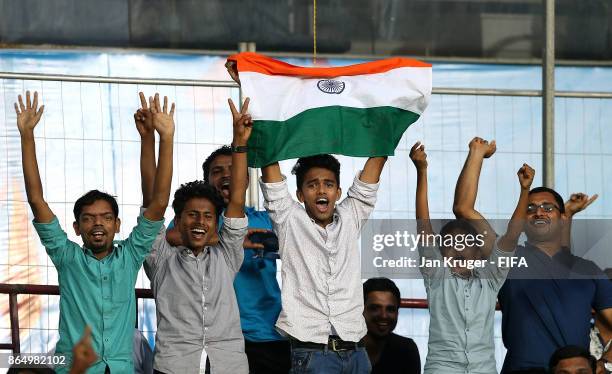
[204,287,208,291]
[204,307,208,311]
[204,344,208,349]
[104,338,109,342]
[204,327,208,331]
[103,276,108,281]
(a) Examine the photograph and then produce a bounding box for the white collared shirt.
[260,172,379,344]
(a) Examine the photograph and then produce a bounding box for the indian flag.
[226,52,432,168]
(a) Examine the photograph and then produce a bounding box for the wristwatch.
[231,144,248,153]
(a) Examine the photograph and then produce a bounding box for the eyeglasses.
[526,203,560,214]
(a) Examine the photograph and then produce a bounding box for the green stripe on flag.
[247,105,420,167]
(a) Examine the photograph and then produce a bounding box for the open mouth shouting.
[219,178,231,200]
[89,228,106,241]
[529,217,551,229]
[315,196,329,213]
[191,227,208,240]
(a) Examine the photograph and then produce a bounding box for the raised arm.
[226,98,251,218]
[262,162,282,183]
[135,92,156,208]
[562,192,598,251]
[497,164,535,251]
[452,137,495,220]
[143,94,174,221]
[452,137,497,256]
[359,156,387,184]
[409,142,433,235]
[16,91,54,223]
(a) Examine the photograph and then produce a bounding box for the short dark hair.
[172,180,224,219]
[202,145,232,184]
[440,219,478,238]
[363,277,401,305]
[291,154,341,189]
[529,186,565,213]
[549,345,596,373]
[73,190,119,222]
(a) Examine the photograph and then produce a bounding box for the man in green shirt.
[16,91,175,373]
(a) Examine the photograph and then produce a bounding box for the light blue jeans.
[289,346,371,374]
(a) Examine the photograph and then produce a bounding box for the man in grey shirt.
[410,138,532,374]
[139,98,254,374]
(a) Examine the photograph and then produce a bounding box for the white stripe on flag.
[239,67,432,122]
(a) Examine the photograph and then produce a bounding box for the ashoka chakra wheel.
[317,79,346,94]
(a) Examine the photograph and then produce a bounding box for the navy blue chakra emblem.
[317,79,345,94]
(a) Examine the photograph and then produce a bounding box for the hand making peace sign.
[228,97,253,147]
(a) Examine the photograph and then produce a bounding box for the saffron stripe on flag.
[228,52,431,77]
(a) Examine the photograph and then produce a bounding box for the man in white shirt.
[260,153,387,373]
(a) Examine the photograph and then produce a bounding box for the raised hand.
[243,228,268,250]
[565,193,598,217]
[149,93,175,139]
[468,137,496,158]
[517,163,535,190]
[228,97,253,147]
[69,326,98,374]
[15,91,44,135]
[134,92,154,137]
[410,141,428,170]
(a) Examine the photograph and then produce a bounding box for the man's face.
[175,197,218,252]
[73,199,120,254]
[208,154,232,205]
[296,167,341,227]
[553,357,593,374]
[363,291,399,338]
[525,191,565,242]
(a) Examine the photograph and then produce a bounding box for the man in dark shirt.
[498,187,612,373]
[362,278,421,374]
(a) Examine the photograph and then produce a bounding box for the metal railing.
[0,283,154,354]
[0,283,430,353]
[3,71,612,98]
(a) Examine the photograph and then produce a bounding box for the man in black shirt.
[362,278,421,374]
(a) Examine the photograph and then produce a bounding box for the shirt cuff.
[259,175,291,202]
[136,210,165,237]
[489,243,516,262]
[221,212,248,229]
[32,216,62,237]
[353,171,380,193]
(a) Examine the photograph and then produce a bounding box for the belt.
[290,336,364,352]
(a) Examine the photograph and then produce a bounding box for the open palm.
[15,91,44,134]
